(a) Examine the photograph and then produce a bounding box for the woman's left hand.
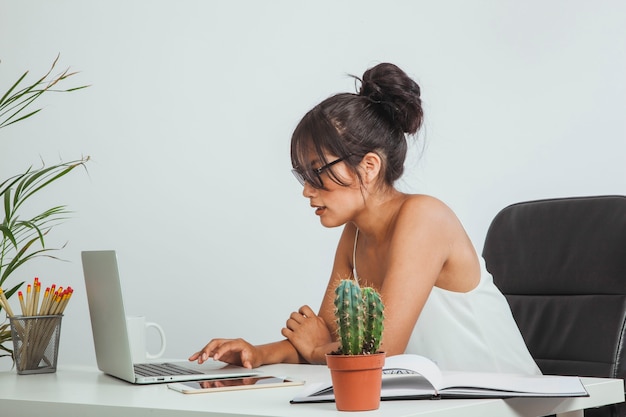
[281,305,333,364]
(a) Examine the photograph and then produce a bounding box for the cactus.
[362,287,384,354]
[334,279,384,355]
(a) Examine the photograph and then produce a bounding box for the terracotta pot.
[325,352,386,411]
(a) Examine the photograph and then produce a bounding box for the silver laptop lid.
[82,250,137,382]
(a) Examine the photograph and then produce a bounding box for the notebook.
[81,250,260,384]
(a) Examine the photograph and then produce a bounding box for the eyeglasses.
[291,155,352,188]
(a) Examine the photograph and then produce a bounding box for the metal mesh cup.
[9,315,63,374]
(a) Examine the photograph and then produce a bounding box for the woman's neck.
[352,188,407,243]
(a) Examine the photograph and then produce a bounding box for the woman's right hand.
[282,305,334,364]
[188,338,262,369]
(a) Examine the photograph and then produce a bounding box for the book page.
[439,371,588,397]
[383,354,443,391]
[381,374,437,398]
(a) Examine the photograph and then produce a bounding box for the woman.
[190,63,540,375]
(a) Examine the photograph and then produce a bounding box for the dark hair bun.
[359,63,423,135]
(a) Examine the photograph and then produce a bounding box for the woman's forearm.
[257,340,340,365]
[257,339,303,365]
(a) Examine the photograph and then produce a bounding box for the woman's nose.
[302,181,316,198]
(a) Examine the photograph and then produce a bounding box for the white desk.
[0,363,623,417]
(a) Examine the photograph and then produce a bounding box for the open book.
[291,354,588,403]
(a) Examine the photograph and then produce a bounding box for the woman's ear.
[359,152,382,185]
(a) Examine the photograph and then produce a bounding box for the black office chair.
[482,195,626,417]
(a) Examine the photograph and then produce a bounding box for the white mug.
[126,315,166,362]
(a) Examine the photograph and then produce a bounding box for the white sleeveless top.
[353,229,541,375]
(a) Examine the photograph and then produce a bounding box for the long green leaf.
[0,89,45,122]
[3,281,23,299]
[0,224,18,250]
[0,170,29,193]
[12,220,45,248]
[12,159,87,213]
[1,236,46,283]
[0,53,89,131]
[2,186,11,223]
[3,212,68,253]
[4,54,59,105]
[0,71,29,107]
[0,109,43,129]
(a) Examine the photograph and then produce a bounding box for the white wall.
[1,0,624,367]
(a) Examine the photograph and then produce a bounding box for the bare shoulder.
[392,194,466,247]
[397,194,458,224]
[391,194,479,291]
[401,194,451,209]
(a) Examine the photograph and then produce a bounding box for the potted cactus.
[326,279,386,411]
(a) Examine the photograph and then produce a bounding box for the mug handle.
[145,321,167,359]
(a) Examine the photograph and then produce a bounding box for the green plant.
[0,55,89,359]
[333,279,384,355]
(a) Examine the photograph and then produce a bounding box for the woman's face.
[301,154,364,228]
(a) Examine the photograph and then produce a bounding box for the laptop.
[81,250,260,384]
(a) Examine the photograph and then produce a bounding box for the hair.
[290,62,424,189]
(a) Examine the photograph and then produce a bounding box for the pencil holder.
[9,315,63,374]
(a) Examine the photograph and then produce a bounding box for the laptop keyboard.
[134,362,203,377]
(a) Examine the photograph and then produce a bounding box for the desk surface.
[0,363,623,417]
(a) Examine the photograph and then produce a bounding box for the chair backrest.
[482,195,626,381]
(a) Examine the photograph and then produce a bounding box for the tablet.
[168,375,304,394]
